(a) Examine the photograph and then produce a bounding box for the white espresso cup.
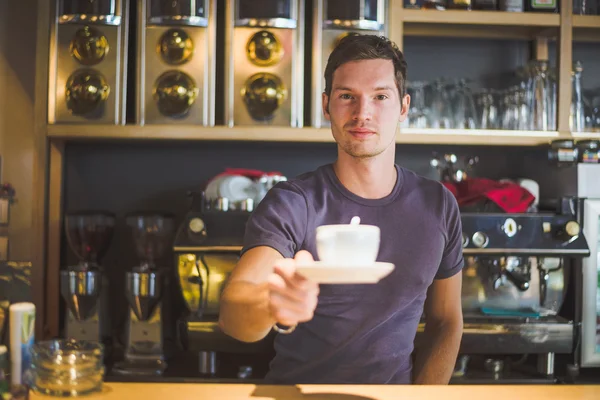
[315,224,380,266]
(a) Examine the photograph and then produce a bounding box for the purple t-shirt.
[241,164,464,384]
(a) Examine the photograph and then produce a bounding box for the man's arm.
[413,272,463,384]
[219,247,319,343]
[218,246,283,343]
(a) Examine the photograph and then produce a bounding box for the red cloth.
[215,168,283,179]
[443,178,535,213]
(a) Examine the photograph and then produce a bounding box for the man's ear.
[398,94,410,124]
[322,92,331,121]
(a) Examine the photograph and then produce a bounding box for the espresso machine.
[225,0,304,127]
[113,213,174,376]
[48,0,129,124]
[416,154,591,383]
[136,0,216,125]
[311,0,387,128]
[172,191,274,379]
[60,211,116,343]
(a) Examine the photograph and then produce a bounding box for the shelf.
[572,131,600,139]
[47,124,333,142]
[573,15,600,29]
[573,15,600,42]
[46,124,561,146]
[401,9,560,40]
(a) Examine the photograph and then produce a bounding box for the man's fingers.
[269,291,314,319]
[273,264,311,290]
[267,273,318,304]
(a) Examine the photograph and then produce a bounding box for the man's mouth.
[347,128,376,139]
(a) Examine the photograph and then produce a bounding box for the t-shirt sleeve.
[241,181,308,259]
[435,186,465,280]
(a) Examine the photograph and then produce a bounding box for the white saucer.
[296,262,394,284]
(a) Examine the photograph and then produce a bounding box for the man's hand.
[268,250,320,327]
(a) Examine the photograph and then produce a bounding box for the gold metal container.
[137,0,216,126]
[225,0,304,127]
[48,0,129,124]
[311,0,388,128]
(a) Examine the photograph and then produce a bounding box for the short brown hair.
[324,34,408,100]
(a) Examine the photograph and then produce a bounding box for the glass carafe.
[570,61,585,133]
[529,60,550,131]
[452,79,478,129]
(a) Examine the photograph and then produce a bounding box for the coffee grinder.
[60,211,116,342]
[113,212,175,376]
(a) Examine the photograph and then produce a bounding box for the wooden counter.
[29,383,600,400]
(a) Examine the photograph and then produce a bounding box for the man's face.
[323,59,410,159]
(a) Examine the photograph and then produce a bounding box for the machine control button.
[472,232,489,248]
[565,221,580,237]
[502,218,518,238]
[461,233,469,248]
[188,217,205,234]
[542,222,552,233]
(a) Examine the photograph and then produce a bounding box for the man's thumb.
[294,250,314,265]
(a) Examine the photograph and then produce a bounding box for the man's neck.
[332,148,397,200]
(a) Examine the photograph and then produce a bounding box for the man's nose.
[352,97,372,121]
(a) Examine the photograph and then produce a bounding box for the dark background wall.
[60,139,578,352]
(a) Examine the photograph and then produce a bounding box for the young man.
[219,35,463,385]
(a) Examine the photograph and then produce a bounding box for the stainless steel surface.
[60,270,105,342]
[463,248,589,255]
[311,0,387,128]
[417,317,574,354]
[59,15,122,25]
[138,0,216,126]
[59,0,118,16]
[214,197,230,211]
[148,0,207,25]
[198,351,216,375]
[174,246,243,252]
[225,0,303,127]
[238,198,254,212]
[125,271,162,321]
[235,18,297,29]
[537,352,555,375]
[578,164,600,198]
[116,271,166,376]
[581,198,600,367]
[322,19,383,30]
[50,0,128,124]
[148,16,208,26]
[461,257,565,313]
[60,270,102,320]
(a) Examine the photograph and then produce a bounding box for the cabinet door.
[582,199,600,367]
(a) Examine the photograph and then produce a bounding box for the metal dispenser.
[60,211,116,342]
[48,0,129,124]
[113,213,174,376]
[225,0,304,127]
[311,0,387,128]
[137,0,216,125]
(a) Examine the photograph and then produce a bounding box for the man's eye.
[376,95,388,100]
[340,94,352,100]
